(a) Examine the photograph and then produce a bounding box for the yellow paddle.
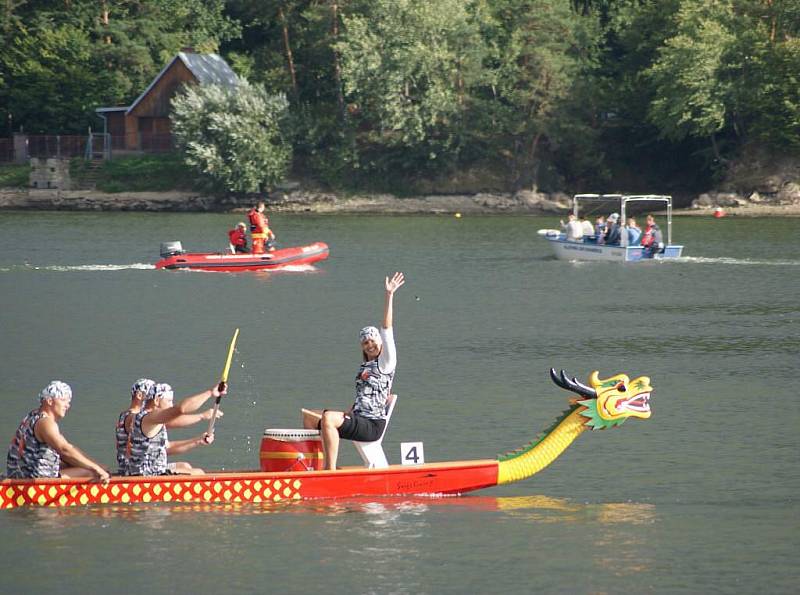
[207,328,239,437]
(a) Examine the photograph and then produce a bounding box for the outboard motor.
[160,241,185,258]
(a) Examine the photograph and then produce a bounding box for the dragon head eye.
[616,382,627,392]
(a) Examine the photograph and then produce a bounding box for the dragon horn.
[550,368,597,398]
[571,376,596,397]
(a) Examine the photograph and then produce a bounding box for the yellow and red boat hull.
[0,460,499,509]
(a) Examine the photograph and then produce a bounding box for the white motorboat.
[539,194,684,262]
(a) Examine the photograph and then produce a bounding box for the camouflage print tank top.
[5,409,61,478]
[125,410,168,476]
[115,410,133,475]
[352,359,394,420]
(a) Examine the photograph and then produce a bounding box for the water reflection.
[15,494,656,525]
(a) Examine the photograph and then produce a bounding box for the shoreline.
[2,187,799,216]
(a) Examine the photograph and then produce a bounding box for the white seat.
[353,394,397,468]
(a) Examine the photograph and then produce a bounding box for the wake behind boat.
[155,241,329,272]
[0,368,652,509]
[539,194,684,262]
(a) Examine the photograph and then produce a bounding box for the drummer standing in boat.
[302,272,405,470]
[5,381,110,484]
[248,201,276,254]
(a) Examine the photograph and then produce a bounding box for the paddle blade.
[221,328,240,384]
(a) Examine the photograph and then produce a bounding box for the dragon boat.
[0,369,652,509]
[154,241,329,272]
[538,194,684,262]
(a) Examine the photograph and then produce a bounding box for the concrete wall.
[29,158,71,190]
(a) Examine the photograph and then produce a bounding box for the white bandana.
[39,380,72,402]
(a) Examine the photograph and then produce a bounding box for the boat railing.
[571,194,674,247]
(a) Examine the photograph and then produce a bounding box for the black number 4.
[404,446,420,464]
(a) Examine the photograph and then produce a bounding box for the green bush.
[171,81,292,193]
[0,164,31,187]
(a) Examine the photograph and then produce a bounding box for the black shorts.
[338,414,386,442]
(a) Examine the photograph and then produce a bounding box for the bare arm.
[166,433,213,455]
[35,417,109,483]
[145,384,225,427]
[166,408,223,429]
[383,272,405,329]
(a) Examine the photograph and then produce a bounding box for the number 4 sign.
[400,442,425,465]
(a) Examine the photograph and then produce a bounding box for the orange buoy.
[713,207,726,218]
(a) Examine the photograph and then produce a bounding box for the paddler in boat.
[228,222,249,254]
[302,272,405,470]
[115,378,223,476]
[5,381,110,484]
[125,381,226,476]
[247,201,276,254]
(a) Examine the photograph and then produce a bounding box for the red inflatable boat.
[154,241,329,272]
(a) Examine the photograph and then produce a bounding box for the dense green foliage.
[171,81,292,192]
[2,0,798,192]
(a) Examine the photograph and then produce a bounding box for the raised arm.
[383,272,405,329]
[166,408,223,429]
[146,384,226,427]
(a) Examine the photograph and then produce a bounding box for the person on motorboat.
[641,214,664,255]
[602,213,621,245]
[302,272,405,470]
[116,379,223,476]
[579,215,594,237]
[559,213,584,242]
[626,216,642,245]
[228,222,249,254]
[125,381,226,476]
[248,201,276,254]
[5,381,110,484]
[594,215,606,241]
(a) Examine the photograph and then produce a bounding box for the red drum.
[260,429,324,472]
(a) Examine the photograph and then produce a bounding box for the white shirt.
[565,220,584,241]
[378,327,396,374]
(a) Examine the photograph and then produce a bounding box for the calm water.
[0,211,798,594]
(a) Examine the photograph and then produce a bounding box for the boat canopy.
[571,194,674,246]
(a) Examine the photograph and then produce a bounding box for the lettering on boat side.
[395,478,435,491]
[562,244,603,254]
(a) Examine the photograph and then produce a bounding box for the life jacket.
[352,359,394,420]
[125,410,168,476]
[5,409,60,478]
[641,224,658,248]
[248,209,270,239]
[228,228,247,248]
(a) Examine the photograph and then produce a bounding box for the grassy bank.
[70,154,202,193]
[0,163,31,187]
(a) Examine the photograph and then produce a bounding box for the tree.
[726,0,800,149]
[170,81,292,193]
[335,0,489,172]
[645,0,735,161]
[0,0,238,134]
[487,0,598,187]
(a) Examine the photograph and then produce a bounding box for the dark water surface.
[0,212,798,594]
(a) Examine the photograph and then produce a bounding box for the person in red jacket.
[228,222,249,254]
[247,202,276,254]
